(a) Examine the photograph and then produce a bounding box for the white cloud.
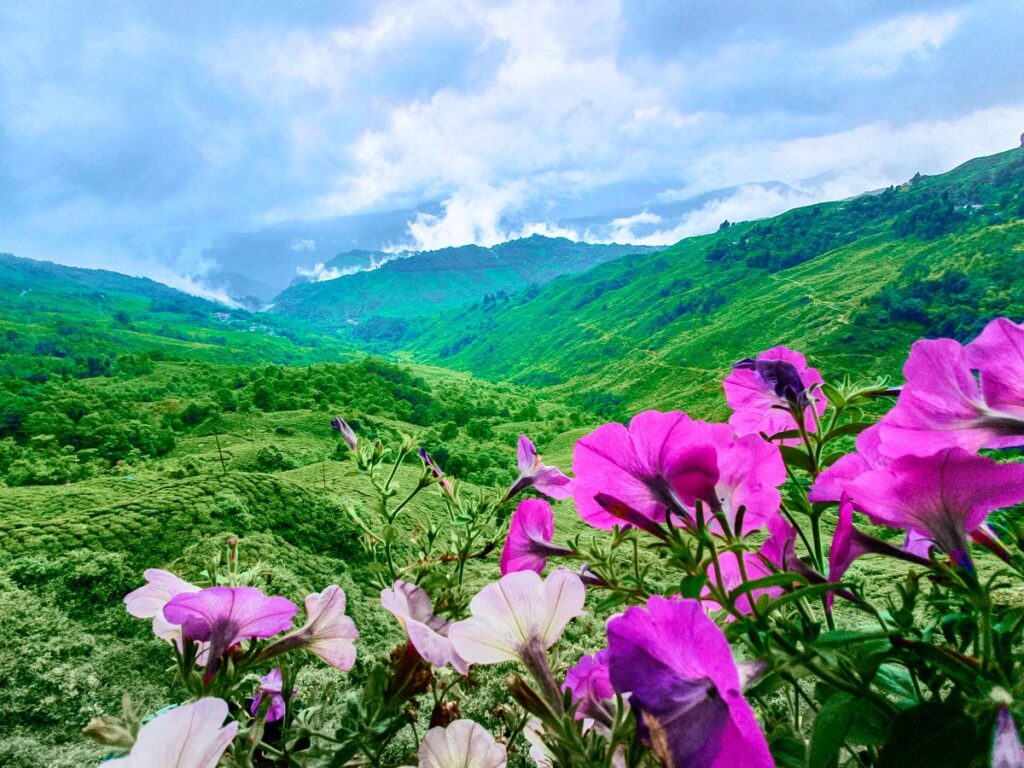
[302,0,696,221]
[828,10,965,79]
[296,251,406,282]
[602,185,817,246]
[290,238,316,251]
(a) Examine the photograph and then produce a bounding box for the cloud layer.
[1,0,1022,293]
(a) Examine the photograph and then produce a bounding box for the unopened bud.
[331,416,358,451]
[507,674,552,720]
[401,433,414,453]
[430,699,462,729]
[82,716,135,749]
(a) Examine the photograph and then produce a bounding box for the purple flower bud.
[993,706,1024,767]
[418,448,453,495]
[734,357,809,409]
[331,417,358,451]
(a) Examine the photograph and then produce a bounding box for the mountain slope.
[269,235,660,337]
[404,148,1024,418]
[0,253,355,381]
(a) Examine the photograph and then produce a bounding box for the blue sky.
[2,0,1023,299]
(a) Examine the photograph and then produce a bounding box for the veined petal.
[416,720,507,768]
[104,698,237,768]
[448,570,585,667]
[125,569,199,619]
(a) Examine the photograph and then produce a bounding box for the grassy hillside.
[270,235,659,343]
[0,253,357,384]
[405,148,1024,418]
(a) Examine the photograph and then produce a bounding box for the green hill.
[403,148,1024,418]
[269,235,660,344]
[0,252,357,384]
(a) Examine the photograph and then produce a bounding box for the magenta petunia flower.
[250,667,294,723]
[264,585,359,671]
[607,596,774,768]
[163,587,297,675]
[808,424,888,504]
[563,649,616,725]
[844,448,1024,565]
[708,430,787,534]
[506,435,572,500]
[876,321,1024,458]
[573,411,785,534]
[724,345,827,444]
[381,580,468,675]
[573,410,717,529]
[826,496,930,608]
[104,697,237,768]
[993,706,1024,768]
[500,499,573,575]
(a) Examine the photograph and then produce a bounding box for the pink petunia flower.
[826,496,931,608]
[381,580,468,675]
[563,650,617,726]
[607,597,774,768]
[844,448,1024,566]
[263,585,359,671]
[104,697,237,768]
[724,345,827,444]
[505,435,572,501]
[406,720,507,768]
[448,570,585,669]
[876,319,1024,458]
[500,499,573,575]
[573,410,715,529]
[808,424,888,504]
[249,667,294,723]
[163,587,297,676]
[573,411,785,534]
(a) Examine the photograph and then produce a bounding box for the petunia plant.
[86,316,1024,768]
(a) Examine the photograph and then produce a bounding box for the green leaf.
[820,383,846,408]
[679,573,708,598]
[807,694,856,768]
[728,571,805,598]
[767,722,806,768]
[822,421,874,442]
[779,445,815,473]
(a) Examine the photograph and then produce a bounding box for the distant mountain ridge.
[400,147,1024,417]
[268,235,661,335]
